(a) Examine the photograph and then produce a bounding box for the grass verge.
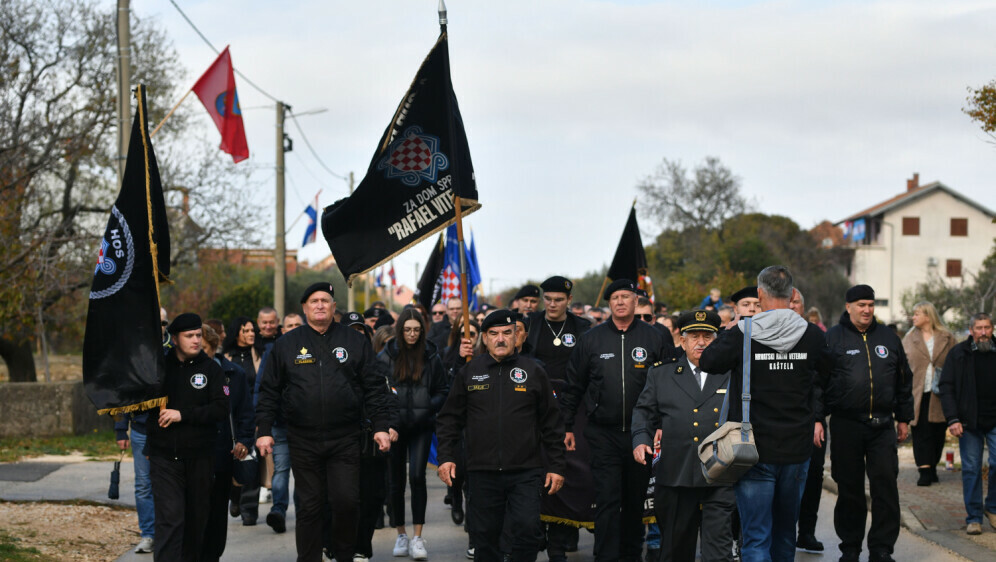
[0,530,53,561]
[0,430,119,463]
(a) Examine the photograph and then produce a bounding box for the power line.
[289,113,348,181]
[168,0,278,103]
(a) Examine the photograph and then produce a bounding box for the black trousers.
[288,431,360,562]
[654,485,736,562]
[546,522,579,557]
[798,421,827,537]
[201,464,234,562]
[389,425,434,526]
[584,423,650,562]
[354,453,389,558]
[150,455,214,562]
[468,468,544,562]
[829,417,900,557]
[912,394,947,469]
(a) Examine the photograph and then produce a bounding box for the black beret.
[373,312,394,330]
[676,310,721,334]
[363,307,385,319]
[300,282,334,303]
[603,278,637,301]
[540,276,573,295]
[635,288,649,299]
[513,284,540,300]
[730,286,758,303]
[480,309,516,332]
[168,312,202,335]
[344,311,364,327]
[478,302,495,313]
[846,284,875,303]
[512,312,530,332]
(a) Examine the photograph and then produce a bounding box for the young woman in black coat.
[379,308,449,559]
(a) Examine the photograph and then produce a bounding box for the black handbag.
[229,413,258,486]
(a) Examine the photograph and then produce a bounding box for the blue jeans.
[130,429,155,538]
[734,461,809,562]
[270,425,291,516]
[959,427,996,524]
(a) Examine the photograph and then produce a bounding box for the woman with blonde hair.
[902,301,956,486]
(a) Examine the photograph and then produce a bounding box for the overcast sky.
[140,0,996,294]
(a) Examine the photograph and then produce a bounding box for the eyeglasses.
[161,321,169,326]
[637,314,654,322]
[403,327,422,334]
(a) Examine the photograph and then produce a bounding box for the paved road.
[0,459,976,561]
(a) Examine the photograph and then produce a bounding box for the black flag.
[321,30,480,285]
[83,84,171,415]
[416,233,445,311]
[606,206,653,299]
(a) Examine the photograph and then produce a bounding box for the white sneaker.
[353,557,370,562]
[134,537,154,553]
[259,487,272,504]
[393,534,409,557]
[409,536,428,560]
[465,547,474,559]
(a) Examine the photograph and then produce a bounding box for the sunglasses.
[161,321,169,326]
[432,311,445,316]
[637,314,654,322]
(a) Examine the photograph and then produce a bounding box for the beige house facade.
[837,174,995,324]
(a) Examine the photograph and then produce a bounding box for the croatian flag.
[301,193,319,247]
[440,224,462,303]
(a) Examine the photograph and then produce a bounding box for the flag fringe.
[98,396,168,416]
[539,515,595,530]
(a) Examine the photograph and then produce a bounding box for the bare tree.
[637,156,754,235]
[0,0,262,381]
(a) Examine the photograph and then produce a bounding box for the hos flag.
[83,85,170,416]
[321,29,480,285]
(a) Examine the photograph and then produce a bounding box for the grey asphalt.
[0,459,976,561]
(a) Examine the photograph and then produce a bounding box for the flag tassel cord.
[453,194,473,363]
[150,89,192,137]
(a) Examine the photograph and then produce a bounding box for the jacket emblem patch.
[510,368,528,383]
[333,347,349,362]
[294,347,316,365]
[632,347,647,362]
[468,384,490,391]
[223,385,230,396]
[190,374,207,389]
[875,345,889,358]
[562,334,576,347]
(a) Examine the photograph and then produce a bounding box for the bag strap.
[718,379,731,424]
[740,317,753,442]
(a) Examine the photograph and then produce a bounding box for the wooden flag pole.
[593,276,610,309]
[453,195,472,363]
[150,90,192,137]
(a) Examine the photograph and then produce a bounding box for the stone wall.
[0,381,113,438]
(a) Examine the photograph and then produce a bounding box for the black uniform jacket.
[146,350,228,459]
[938,336,996,429]
[436,352,566,475]
[525,312,592,366]
[378,339,450,430]
[256,321,393,440]
[699,310,830,465]
[561,318,676,433]
[632,357,731,487]
[824,312,914,423]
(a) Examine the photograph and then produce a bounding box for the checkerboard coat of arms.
[378,126,449,186]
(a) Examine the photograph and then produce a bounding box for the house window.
[950,218,968,237]
[946,259,962,278]
[902,217,919,236]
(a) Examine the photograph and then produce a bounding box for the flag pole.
[150,90,191,137]
[454,195,472,363]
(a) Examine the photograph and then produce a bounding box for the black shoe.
[266,512,286,533]
[869,553,895,562]
[229,501,241,518]
[375,510,385,530]
[917,468,932,486]
[444,491,453,506]
[930,466,939,482]
[796,534,823,553]
[242,516,257,526]
[452,505,465,525]
[839,552,860,562]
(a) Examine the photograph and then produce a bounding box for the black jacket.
[146,350,228,459]
[561,318,676,432]
[699,310,831,464]
[427,318,452,352]
[824,312,914,423]
[938,336,996,429]
[226,345,259,387]
[631,357,731,487]
[378,339,450,430]
[436,352,566,474]
[524,311,592,381]
[256,322,394,440]
[213,356,255,469]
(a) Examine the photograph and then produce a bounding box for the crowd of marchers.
[113,265,996,562]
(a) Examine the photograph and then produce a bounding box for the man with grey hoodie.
[699,265,831,562]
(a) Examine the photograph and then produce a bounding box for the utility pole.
[274,102,291,319]
[115,0,131,186]
[347,171,355,312]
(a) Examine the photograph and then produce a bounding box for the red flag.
[191,47,249,163]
